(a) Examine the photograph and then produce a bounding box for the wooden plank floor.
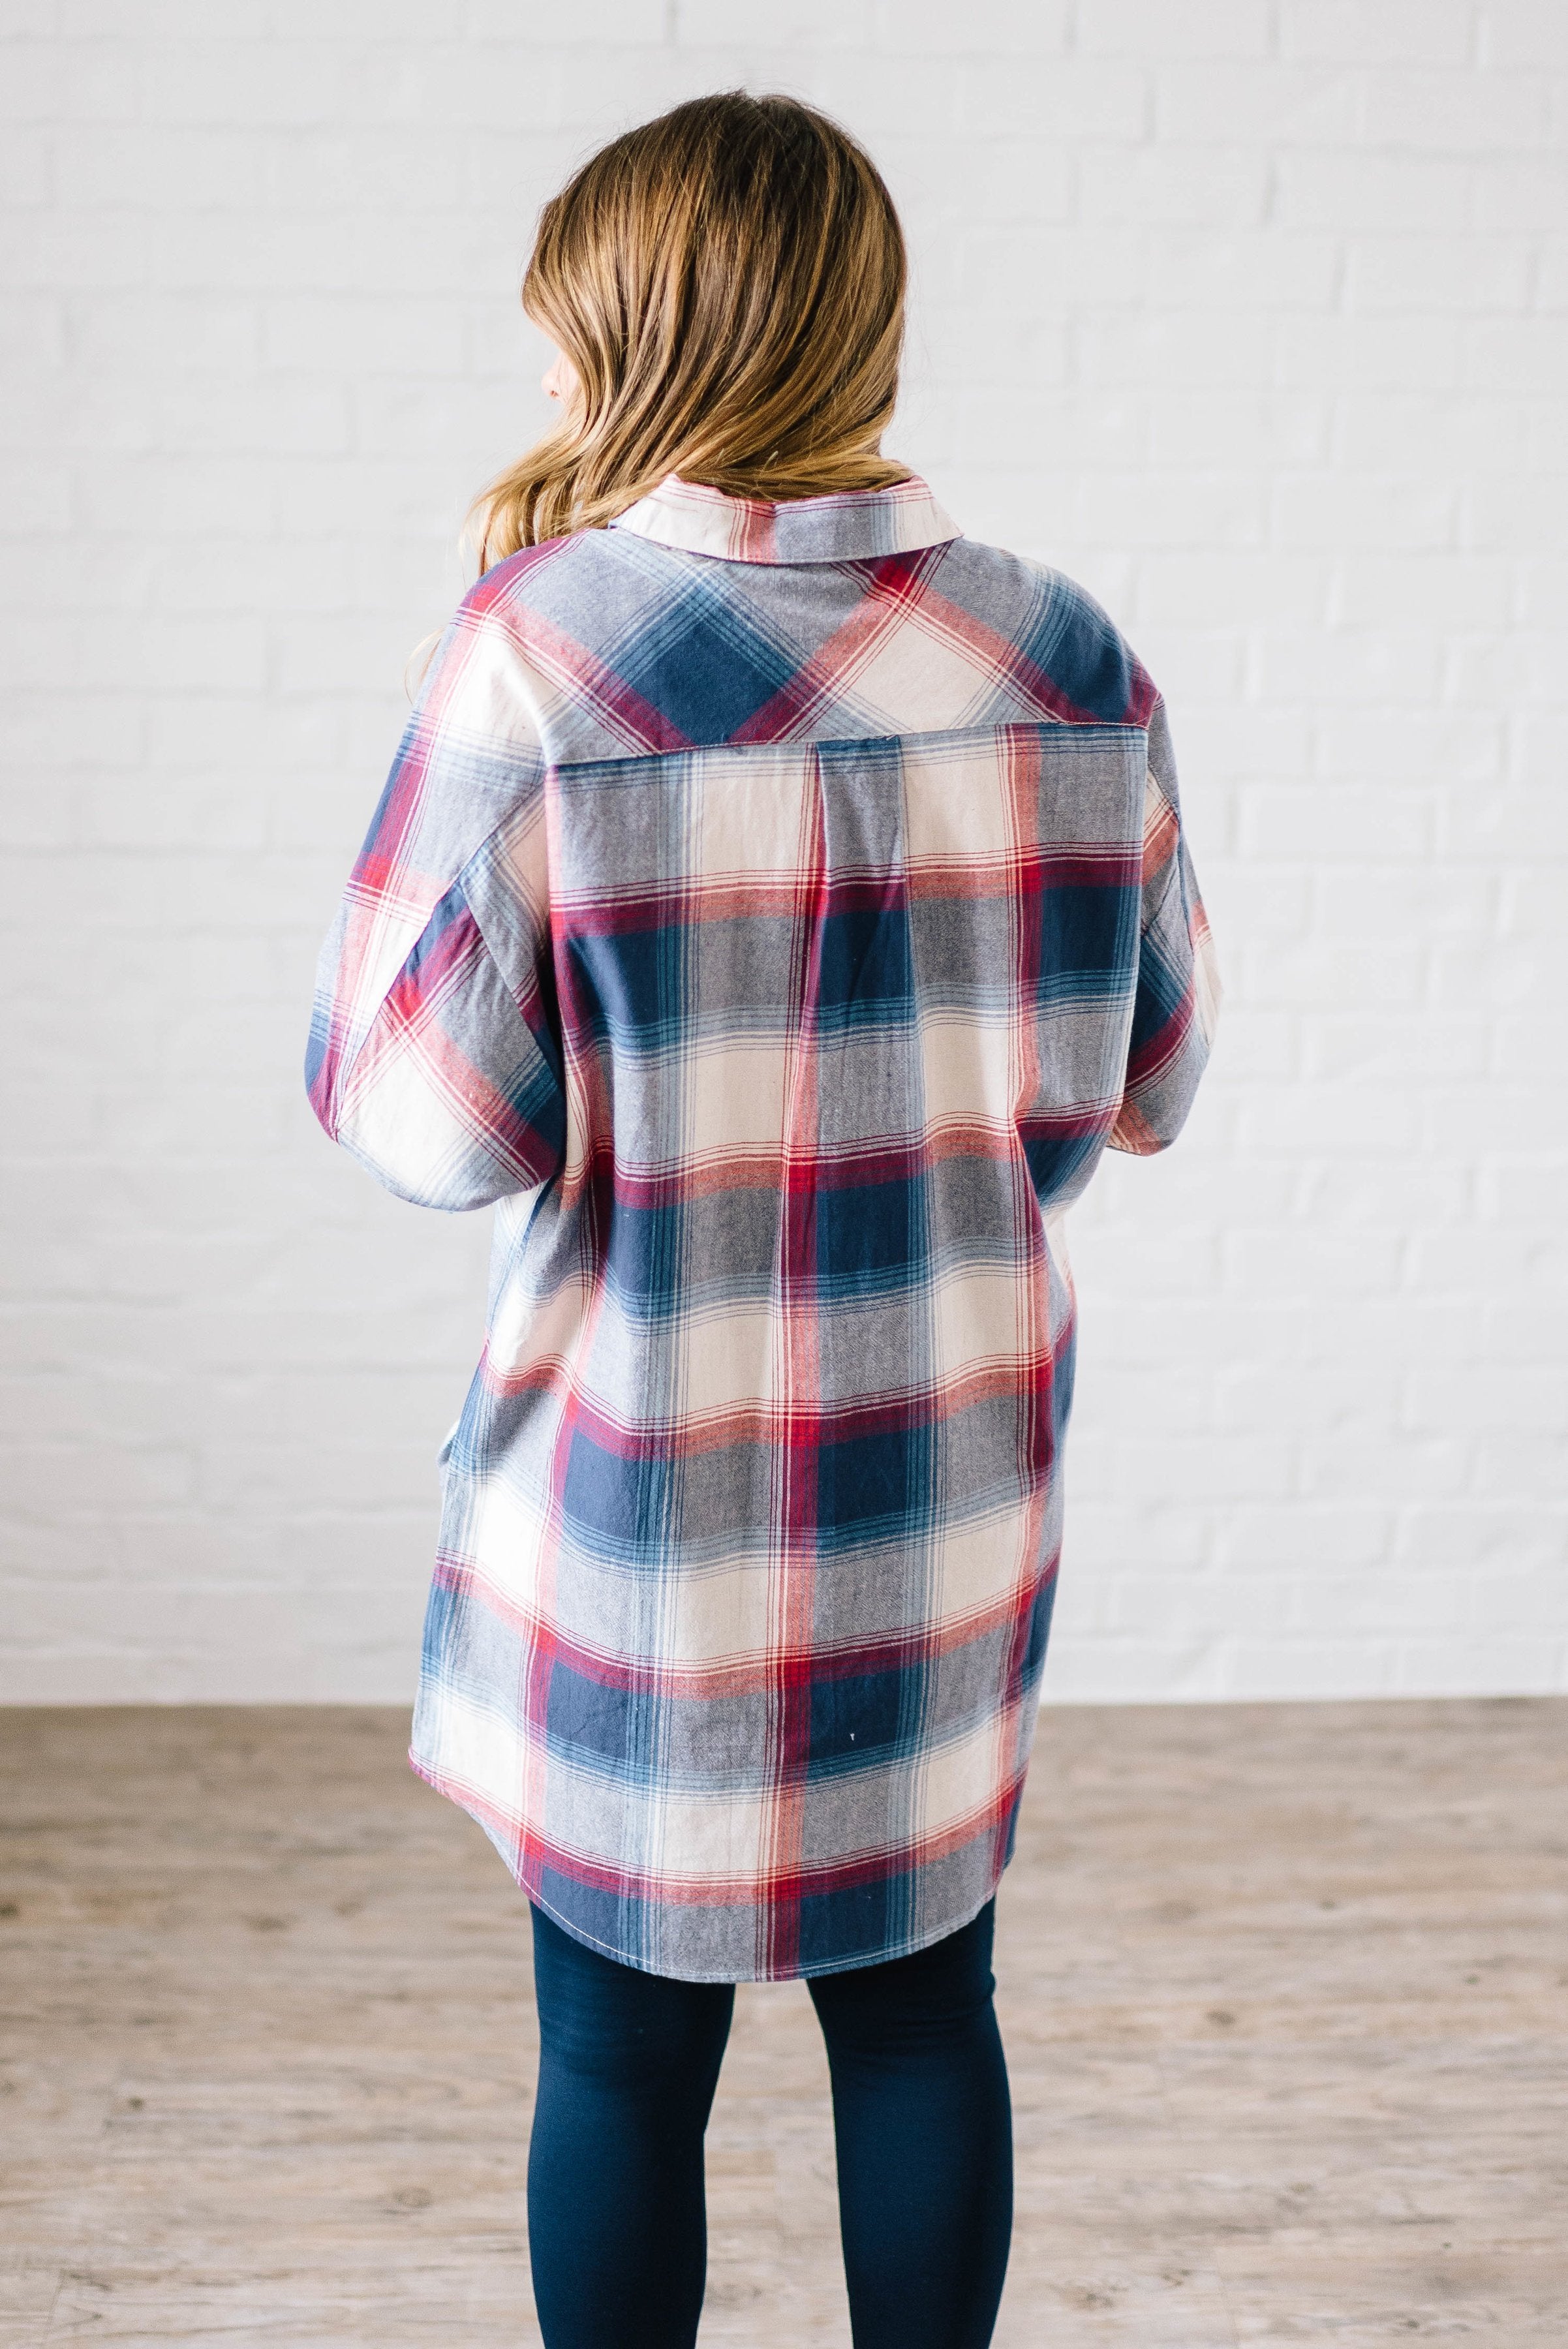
[2,1700,1564,2346]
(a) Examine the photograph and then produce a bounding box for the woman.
[307,90,1216,2349]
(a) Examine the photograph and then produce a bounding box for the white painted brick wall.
[1,1,1563,1702]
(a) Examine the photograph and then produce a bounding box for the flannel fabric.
[307,473,1218,1981]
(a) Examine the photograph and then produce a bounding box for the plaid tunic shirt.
[307,474,1217,1981]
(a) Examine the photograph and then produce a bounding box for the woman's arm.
[1109,696,1221,1156]
[305,595,564,1211]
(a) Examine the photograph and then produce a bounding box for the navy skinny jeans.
[527,1900,1012,2349]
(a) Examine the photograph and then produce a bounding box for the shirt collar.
[609,472,961,565]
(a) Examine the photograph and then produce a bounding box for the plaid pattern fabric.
[307,474,1218,1981]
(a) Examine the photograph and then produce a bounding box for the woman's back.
[307,469,1215,1982]
[308,85,1220,2346]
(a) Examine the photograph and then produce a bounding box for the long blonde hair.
[469,93,909,569]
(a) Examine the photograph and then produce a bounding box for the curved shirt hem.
[408,1743,1013,1985]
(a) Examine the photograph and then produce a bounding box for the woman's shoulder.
[441,520,1158,743]
[934,536,1158,730]
[452,524,653,654]
[461,526,604,613]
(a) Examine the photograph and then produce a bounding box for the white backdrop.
[2,1,1563,1703]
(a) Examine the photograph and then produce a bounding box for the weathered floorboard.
[2,1699,1564,2344]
